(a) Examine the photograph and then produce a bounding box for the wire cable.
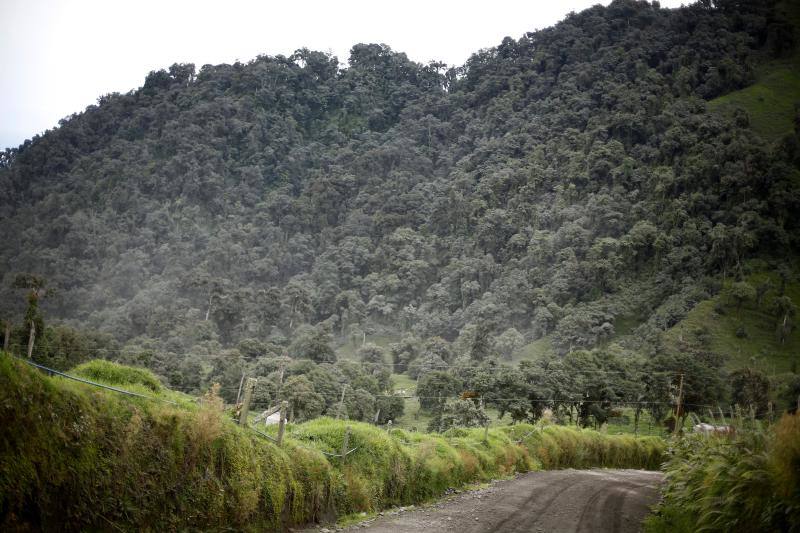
[11,355,178,405]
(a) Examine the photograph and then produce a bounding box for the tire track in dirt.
[304,469,663,533]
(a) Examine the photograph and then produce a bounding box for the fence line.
[10,355,178,405]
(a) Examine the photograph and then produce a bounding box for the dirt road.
[312,469,663,533]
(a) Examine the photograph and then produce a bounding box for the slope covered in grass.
[662,269,800,375]
[0,354,664,531]
[708,60,800,141]
[708,1,800,141]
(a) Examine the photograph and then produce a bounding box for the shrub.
[70,359,163,393]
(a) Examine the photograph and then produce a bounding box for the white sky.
[0,0,686,150]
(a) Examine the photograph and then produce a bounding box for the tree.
[416,371,461,410]
[780,375,800,412]
[389,335,421,373]
[493,328,524,360]
[725,282,756,314]
[284,375,325,422]
[357,343,387,365]
[648,349,728,423]
[729,368,770,416]
[287,325,336,363]
[407,351,447,380]
[486,366,534,423]
[375,395,405,424]
[429,399,490,432]
[343,388,376,421]
[771,296,797,345]
[12,274,51,359]
[454,323,495,361]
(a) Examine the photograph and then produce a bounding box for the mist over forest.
[2,0,799,414]
[3,1,800,531]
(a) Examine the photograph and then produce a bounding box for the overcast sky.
[1,0,686,150]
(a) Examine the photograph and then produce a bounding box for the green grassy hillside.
[663,270,800,376]
[708,2,800,141]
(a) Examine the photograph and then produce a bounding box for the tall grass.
[0,355,666,531]
[645,413,800,532]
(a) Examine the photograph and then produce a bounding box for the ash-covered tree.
[494,327,525,360]
[429,399,490,432]
[416,370,461,410]
[284,375,325,422]
[287,325,336,363]
[375,395,405,424]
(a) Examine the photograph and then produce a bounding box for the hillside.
[1,0,799,409]
[708,0,800,141]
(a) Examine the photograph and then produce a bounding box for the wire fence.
[10,355,178,405]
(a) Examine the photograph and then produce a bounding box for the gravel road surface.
[306,469,663,533]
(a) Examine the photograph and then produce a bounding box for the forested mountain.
[1,0,799,397]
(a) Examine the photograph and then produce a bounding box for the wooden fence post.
[483,422,490,443]
[238,378,257,426]
[277,400,288,446]
[341,425,351,461]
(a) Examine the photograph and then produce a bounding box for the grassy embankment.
[0,353,664,531]
[707,0,800,142]
[645,412,800,532]
[663,271,800,374]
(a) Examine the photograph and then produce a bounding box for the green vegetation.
[645,413,800,532]
[1,2,797,399]
[0,2,799,529]
[71,359,164,393]
[663,269,800,374]
[0,354,665,530]
[708,1,800,141]
[708,62,800,141]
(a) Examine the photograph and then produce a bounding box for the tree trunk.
[3,321,9,353]
[27,322,36,359]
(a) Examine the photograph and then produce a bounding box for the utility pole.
[674,373,684,435]
[238,378,257,426]
[337,384,347,419]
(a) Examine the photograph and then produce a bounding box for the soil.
[301,468,663,533]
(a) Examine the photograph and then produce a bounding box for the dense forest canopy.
[1,0,799,419]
